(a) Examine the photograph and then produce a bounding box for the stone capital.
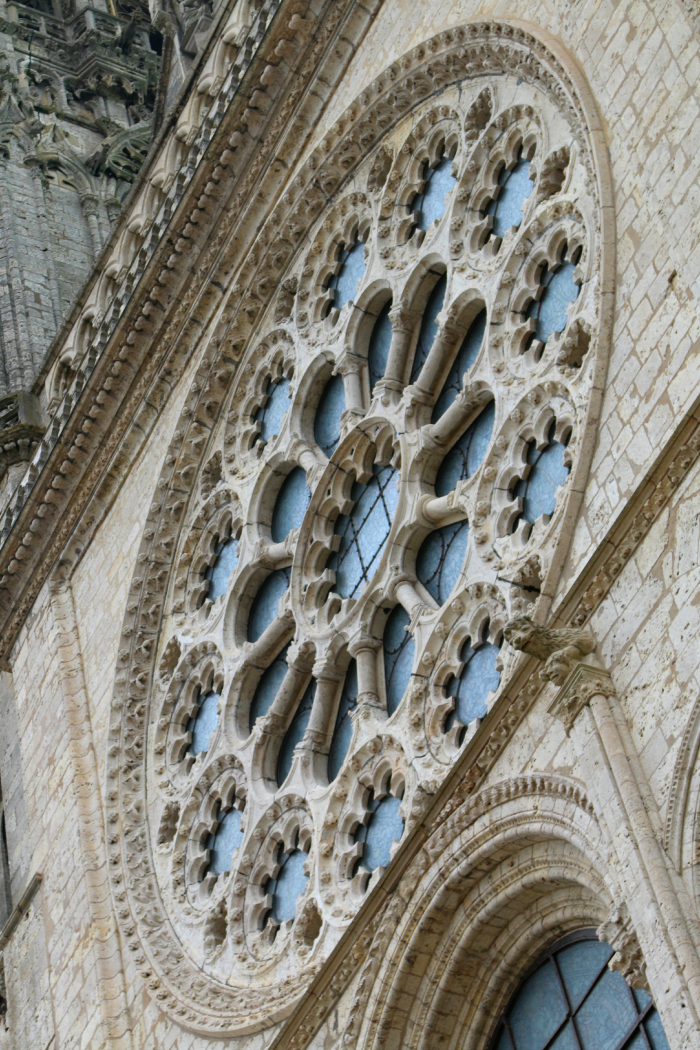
[548,659,616,733]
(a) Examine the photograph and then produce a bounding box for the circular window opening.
[328,462,400,599]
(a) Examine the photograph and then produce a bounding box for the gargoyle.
[503,615,596,686]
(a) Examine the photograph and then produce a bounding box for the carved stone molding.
[597,902,649,991]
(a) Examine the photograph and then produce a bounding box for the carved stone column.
[373,306,420,400]
[349,633,383,717]
[335,354,365,417]
[410,317,466,399]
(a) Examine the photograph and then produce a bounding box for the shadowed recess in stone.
[411,156,456,231]
[205,535,239,602]
[490,933,670,1050]
[383,605,414,715]
[271,467,311,543]
[314,372,346,457]
[486,152,533,238]
[248,568,291,642]
[355,791,404,871]
[445,639,500,730]
[328,660,358,782]
[206,808,243,876]
[267,845,308,924]
[328,240,366,311]
[249,643,290,734]
[187,690,220,754]
[328,463,399,599]
[410,274,446,384]
[528,262,579,343]
[368,301,393,393]
[416,519,470,605]
[277,678,316,786]
[513,434,569,526]
[435,399,495,497]
[432,308,487,422]
[255,377,291,444]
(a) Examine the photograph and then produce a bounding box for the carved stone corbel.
[597,902,649,991]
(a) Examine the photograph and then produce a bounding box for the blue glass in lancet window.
[486,152,534,239]
[187,689,220,755]
[328,660,358,782]
[488,932,671,1050]
[276,678,316,786]
[445,638,500,730]
[355,790,404,871]
[314,373,346,457]
[368,302,393,394]
[249,644,290,733]
[411,156,456,231]
[247,569,291,643]
[206,807,243,876]
[328,240,366,312]
[528,262,580,344]
[513,434,570,527]
[205,535,238,602]
[416,519,470,606]
[328,464,400,599]
[434,400,495,497]
[255,377,291,445]
[271,467,311,543]
[384,605,415,716]
[410,274,446,385]
[265,843,309,924]
[432,309,487,423]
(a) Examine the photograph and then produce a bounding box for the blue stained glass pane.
[314,373,346,457]
[248,568,291,642]
[557,940,612,1011]
[432,309,487,422]
[384,605,414,715]
[528,263,579,344]
[271,467,311,543]
[356,794,404,871]
[486,156,533,238]
[575,969,636,1050]
[416,520,470,605]
[207,808,243,875]
[625,1033,647,1050]
[411,157,456,231]
[255,377,291,444]
[509,960,568,1050]
[447,639,500,728]
[548,1021,578,1050]
[644,1010,671,1050]
[368,302,393,393]
[410,275,446,384]
[268,847,308,923]
[495,1029,514,1050]
[328,464,400,599]
[249,643,290,733]
[187,690,220,755]
[277,679,316,786]
[328,661,358,782]
[633,989,652,1012]
[513,440,569,526]
[434,401,495,497]
[329,240,366,311]
[206,536,238,601]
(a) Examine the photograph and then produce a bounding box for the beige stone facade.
[2,0,700,1048]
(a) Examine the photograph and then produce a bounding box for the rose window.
[124,67,609,1034]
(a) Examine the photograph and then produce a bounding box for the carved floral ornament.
[106,22,613,1036]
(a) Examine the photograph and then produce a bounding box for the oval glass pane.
[368,302,393,393]
[328,660,358,782]
[410,274,446,385]
[513,440,570,525]
[528,262,579,343]
[314,373,346,457]
[271,467,311,543]
[268,847,308,924]
[432,309,487,422]
[411,156,456,231]
[355,793,404,871]
[446,639,500,728]
[435,400,495,497]
[328,464,399,599]
[187,689,220,755]
[247,568,291,642]
[255,377,291,444]
[276,678,316,786]
[207,808,243,875]
[330,240,366,311]
[206,535,238,602]
[416,519,470,605]
[383,605,414,715]
[486,155,533,238]
[249,643,290,733]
